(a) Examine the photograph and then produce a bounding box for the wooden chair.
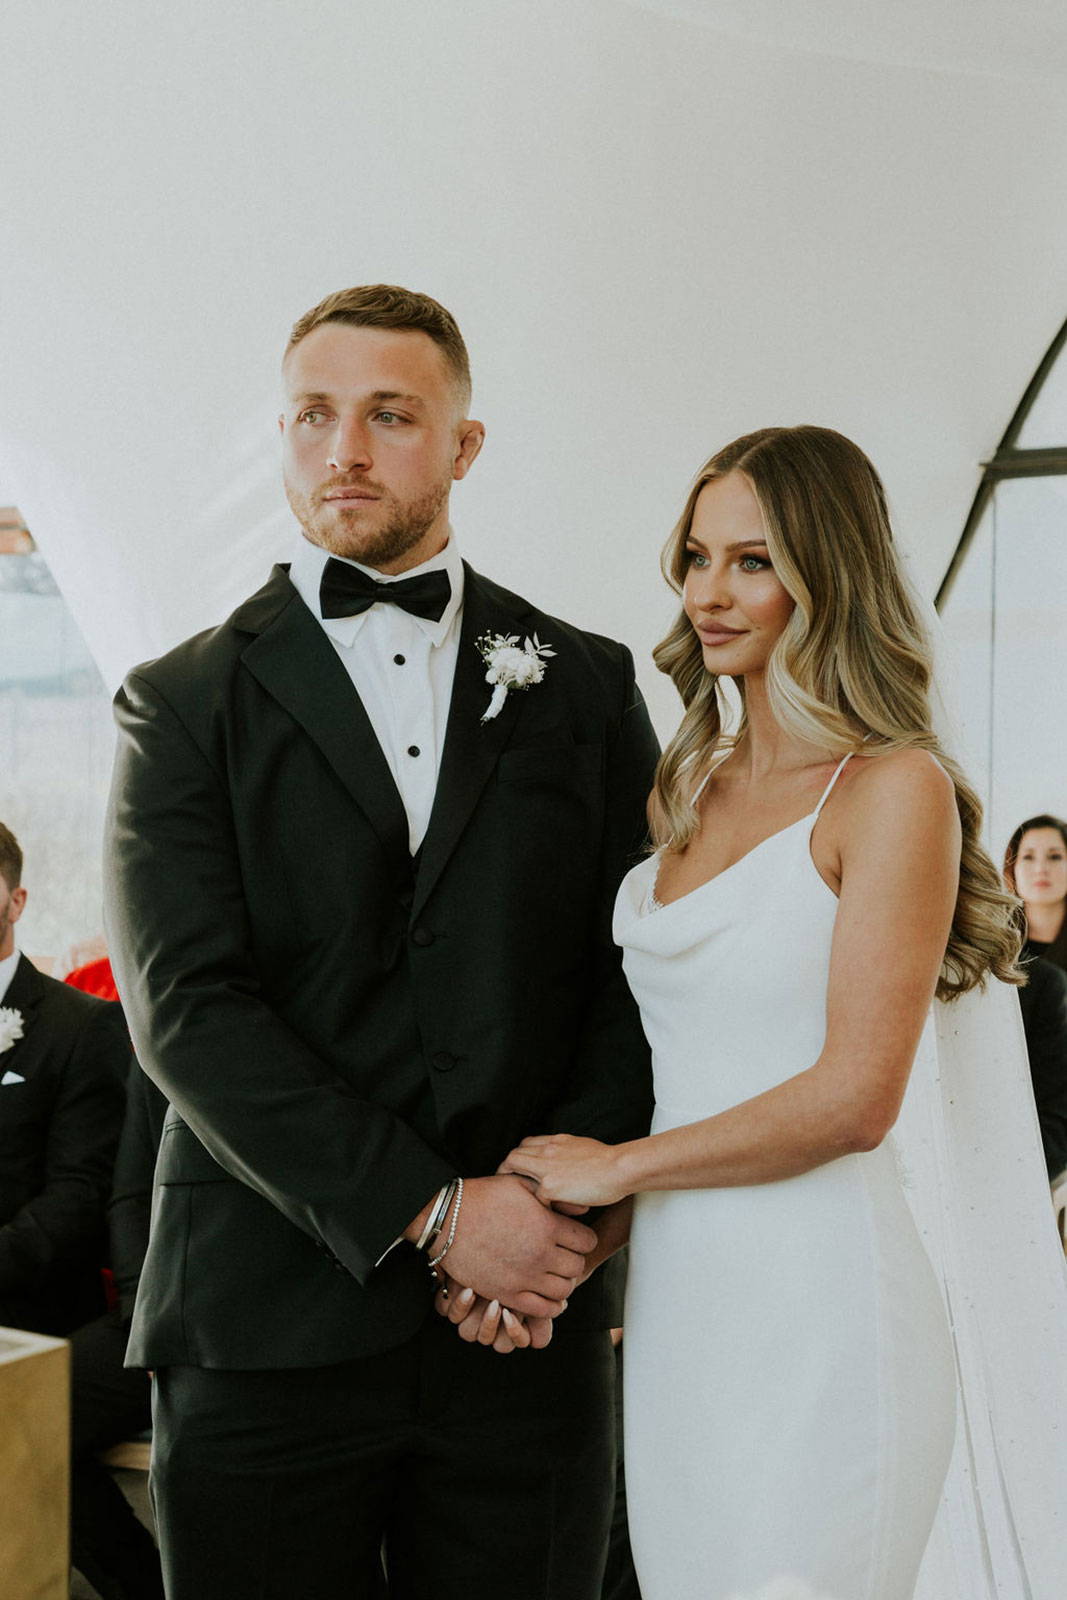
[98,1431,152,1473]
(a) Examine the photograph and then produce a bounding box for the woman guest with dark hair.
[1003,816,1067,1180]
[1004,813,1067,971]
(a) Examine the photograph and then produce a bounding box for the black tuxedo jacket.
[109,1059,168,1322]
[105,563,659,1370]
[0,956,128,1334]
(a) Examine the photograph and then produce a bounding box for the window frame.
[937,314,1067,607]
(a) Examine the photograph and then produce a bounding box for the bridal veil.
[898,587,1067,1596]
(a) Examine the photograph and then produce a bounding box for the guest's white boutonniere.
[477,632,556,723]
[0,1008,24,1054]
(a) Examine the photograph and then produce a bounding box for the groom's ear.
[3,884,26,926]
[452,419,485,481]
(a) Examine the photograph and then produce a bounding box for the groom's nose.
[326,415,373,473]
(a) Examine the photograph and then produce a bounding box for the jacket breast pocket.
[156,1120,232,1185]
[496,743,603,787]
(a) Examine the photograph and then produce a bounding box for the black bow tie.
[319,559,452,623]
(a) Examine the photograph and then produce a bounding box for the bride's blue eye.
[738,554,769,573]
[686,548,708,569]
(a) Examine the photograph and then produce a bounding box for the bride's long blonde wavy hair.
[652,425,1022,1000]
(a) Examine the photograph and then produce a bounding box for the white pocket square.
[1,1070,25,1086]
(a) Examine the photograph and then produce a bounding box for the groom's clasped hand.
[432,1171,597,1353]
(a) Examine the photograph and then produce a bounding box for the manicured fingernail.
[457,1287,474,1306]
[488,1299,499,1315]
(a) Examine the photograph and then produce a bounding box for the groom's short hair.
[285,284,472,407]
[0,822,22,891]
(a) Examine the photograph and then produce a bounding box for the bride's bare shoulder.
[850,744,953,790]
[841,747,958,835]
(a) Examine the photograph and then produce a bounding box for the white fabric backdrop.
[2,1,1067,743]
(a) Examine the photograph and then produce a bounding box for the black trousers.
[70,1310,164,1600]
[152,1315,616,1600]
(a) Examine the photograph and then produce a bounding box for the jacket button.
[432,1051,456,1072]
[411,927,434,947]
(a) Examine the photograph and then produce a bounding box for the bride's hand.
[433,1277,553,1352]
[493,1159,590,1216]
[502,1134,629,1207]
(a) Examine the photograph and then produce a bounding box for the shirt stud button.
[407,745,420,758]
[394,653,406,665]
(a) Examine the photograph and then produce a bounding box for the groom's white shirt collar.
[288,530,464,649]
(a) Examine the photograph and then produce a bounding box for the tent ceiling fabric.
[2,1,1066,732]
[624,0,1067,79]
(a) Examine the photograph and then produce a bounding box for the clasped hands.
[433,1135,625,1354]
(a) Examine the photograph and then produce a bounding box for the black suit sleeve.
[0,1001,127,1295]
[108,1060,168,1319]
[1018,958,1067,1180]
[542,646,658,1143]
[105,672,454,1286]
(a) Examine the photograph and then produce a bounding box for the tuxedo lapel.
[238,568,410,871]
[412,566,534,920]
[3,954,46,1013]
[0,956,47,1069]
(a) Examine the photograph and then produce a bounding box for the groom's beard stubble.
[285,473,451,569]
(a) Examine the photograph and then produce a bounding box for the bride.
[496,427,1067,1600]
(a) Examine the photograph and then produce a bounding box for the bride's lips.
[697,624,746,646]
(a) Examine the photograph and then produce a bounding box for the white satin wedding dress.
[615,755,959,1600]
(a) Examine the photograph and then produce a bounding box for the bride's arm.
[505,751,960,1206]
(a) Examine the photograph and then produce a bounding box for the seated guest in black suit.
[0,821,127,1335]
[70,1059,167,1600]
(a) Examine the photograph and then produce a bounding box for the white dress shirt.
[288,530,465,854]
[0,945,19,1006]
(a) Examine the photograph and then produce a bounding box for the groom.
[105,284,658,1599]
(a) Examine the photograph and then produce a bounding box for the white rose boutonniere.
[0,1008,24,1054]
[477,632,555,723]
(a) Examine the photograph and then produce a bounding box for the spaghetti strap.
[691,748,732,805]
[811,752,854,819]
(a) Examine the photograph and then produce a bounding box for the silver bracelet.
[415,1182,455,1253]
[427,1176,464,1272]
[425,1179,457,1249]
